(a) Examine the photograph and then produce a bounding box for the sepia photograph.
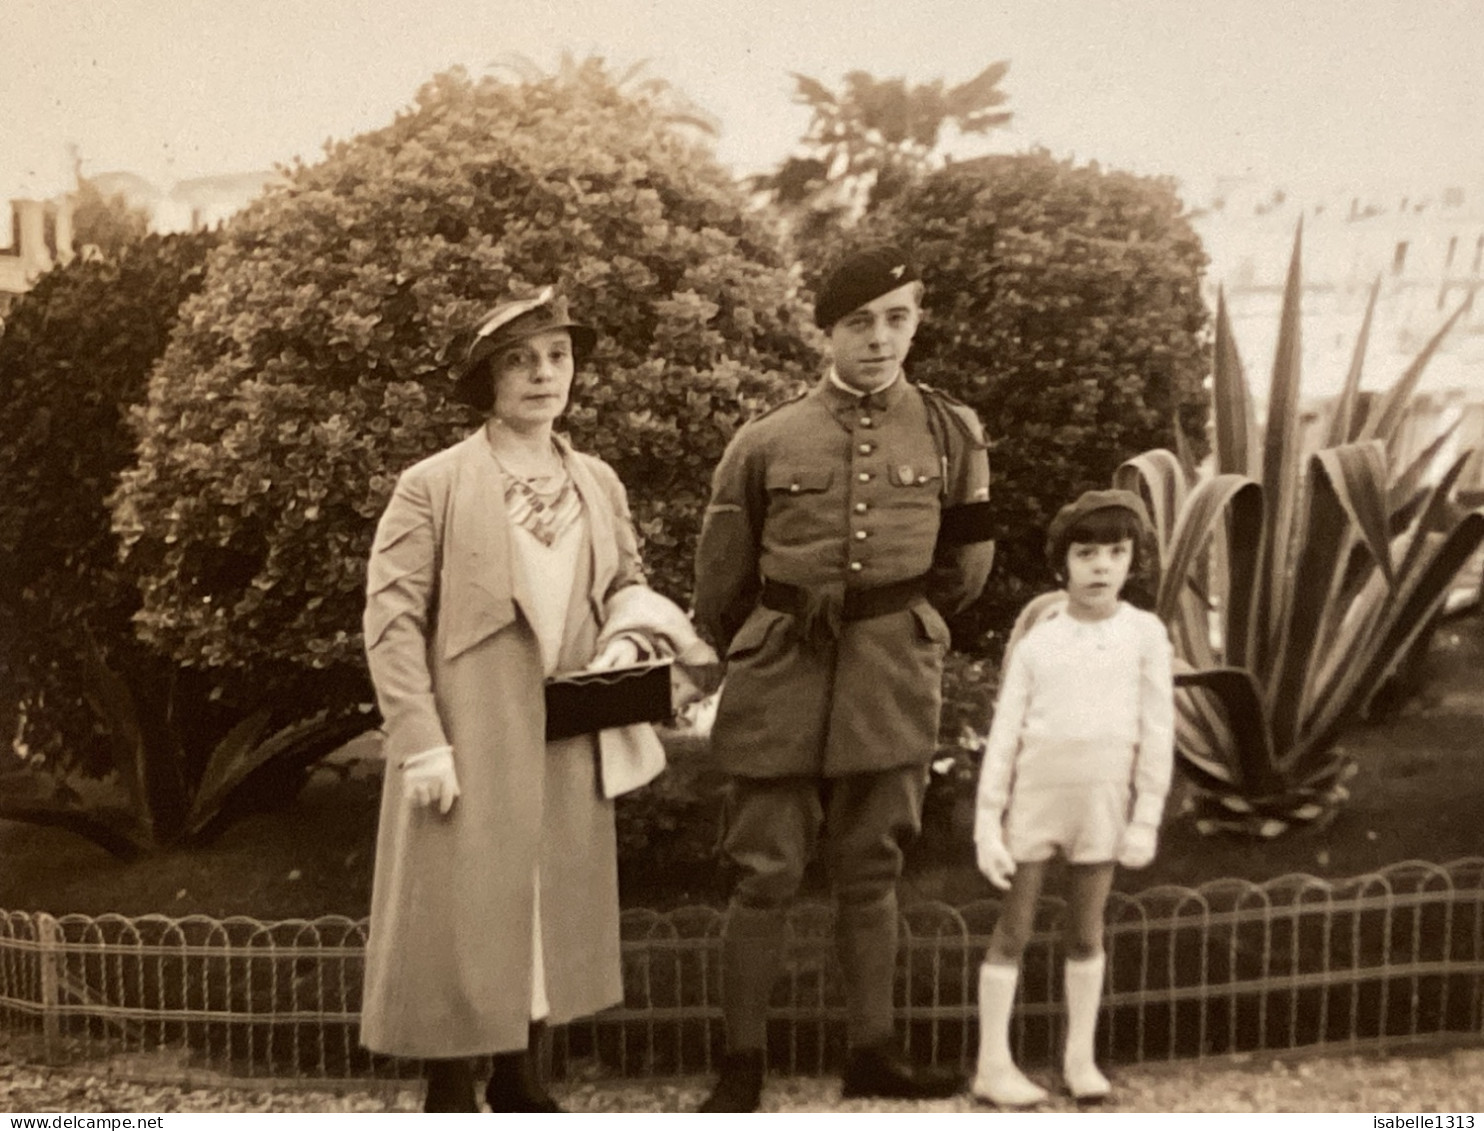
[2,0,1482,1117]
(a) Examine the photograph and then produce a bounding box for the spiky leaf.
[1212,289,1256,477]
[1360,294,1472,452]
[1323,277,1379,448]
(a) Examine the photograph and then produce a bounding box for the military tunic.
[694,372,994,779]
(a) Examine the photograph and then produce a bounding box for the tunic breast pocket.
[767,465,834,497]
[764,465,835,546]
[884,459,944,527]
[887,461,943,492]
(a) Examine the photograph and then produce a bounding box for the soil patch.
[0,742,382,920]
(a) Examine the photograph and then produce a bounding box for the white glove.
[402,745,460,815]
[1118,822,1158,869]
[976,830,1017,890]
[586,633,644,671]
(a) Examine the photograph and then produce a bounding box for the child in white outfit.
[972,489,1174,1106]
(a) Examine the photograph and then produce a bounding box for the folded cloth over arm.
[558,585,722,800]
[592,585,722,707]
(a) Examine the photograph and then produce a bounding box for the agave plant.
[1116,224,1483,836]
[0,636,372,859]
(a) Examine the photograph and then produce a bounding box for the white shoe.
[1062,1058,1111,1102]
[972,1063,1049,1108]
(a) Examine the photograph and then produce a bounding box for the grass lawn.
[2,609,1481,921]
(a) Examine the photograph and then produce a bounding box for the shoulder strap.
[748,386,810,425]
[915,382,986,498]
[917,383,987,446]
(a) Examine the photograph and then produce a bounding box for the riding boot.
[837,893,963,1100]
[699,903,786,1112]
[836,892,898,1050]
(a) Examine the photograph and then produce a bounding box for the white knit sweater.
[974,601,1175,839]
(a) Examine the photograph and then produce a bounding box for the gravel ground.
[3,1046,1481,1113]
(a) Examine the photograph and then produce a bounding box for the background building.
[0,168,277,314]
[0,196,75,316]
[1192,177,1484,495]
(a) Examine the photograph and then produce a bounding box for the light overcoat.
[359,429,642,1058]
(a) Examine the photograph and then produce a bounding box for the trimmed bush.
[823,151,1211,637]
[112,62,819,687]
[0,232,217,772]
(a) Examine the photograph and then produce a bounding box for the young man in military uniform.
[692,245,996,1111]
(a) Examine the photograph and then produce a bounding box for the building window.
[1392,241,1409,274]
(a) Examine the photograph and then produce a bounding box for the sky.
[4,0,1482,209]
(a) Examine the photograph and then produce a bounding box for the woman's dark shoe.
[485,1023,564,1113]
[423,1058,479,1112]
[698,1049,766,1112]
[840,1040,964,1100]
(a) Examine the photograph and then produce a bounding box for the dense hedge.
[0,232,217,770]
[822,151,1211,635]
[112,63,819,685]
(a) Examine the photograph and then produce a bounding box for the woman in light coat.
[360,288,712,1111]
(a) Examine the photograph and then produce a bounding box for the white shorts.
[1005,782,1131,865]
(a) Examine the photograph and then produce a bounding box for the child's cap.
[1045,488,1152,568]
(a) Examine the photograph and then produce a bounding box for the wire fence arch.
[2,857,1482,1087]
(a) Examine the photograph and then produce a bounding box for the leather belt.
[759,575,927,623]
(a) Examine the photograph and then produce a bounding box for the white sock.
[1062,954,1111,1100]
[972,962,1048,1107]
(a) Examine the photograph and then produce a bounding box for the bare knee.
[986,862,1046,964]
[1064,903,1106,960]
[1063,862,1114,961]
[987,919,1033,964]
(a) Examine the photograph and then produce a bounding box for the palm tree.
[753,62,1013,237]
[486,51,721,140]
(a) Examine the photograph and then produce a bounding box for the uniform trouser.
[718,766,928,1050]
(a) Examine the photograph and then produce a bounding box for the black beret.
[814,244,921,330]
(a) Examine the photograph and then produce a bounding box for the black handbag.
[543,659,674,741]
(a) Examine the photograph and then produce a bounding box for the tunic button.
[854,530,868,541]
[854,502,868,514]
[849,561,864,572]
[790,483,800,494]
[858,472,871,483]
[860,416,873,427]
[858,442,873,455]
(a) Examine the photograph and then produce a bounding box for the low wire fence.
[2,858,1482,1088]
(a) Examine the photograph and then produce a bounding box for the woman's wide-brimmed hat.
[449,286,597,411]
